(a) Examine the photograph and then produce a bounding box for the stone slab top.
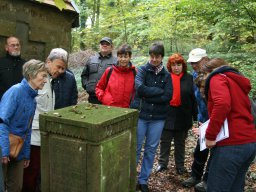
[40,103,138,127]
[39,103,138,141]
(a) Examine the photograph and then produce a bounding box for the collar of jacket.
[98,52,112,59]
[204,66,240,100]
[145,62,165,74]
[6,52,22,60]
[21,78,38,98]
[114,64,135,72]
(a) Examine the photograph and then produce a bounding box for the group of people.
[0,36,78,192]
[81,38,255,192]
[0,35,255,192]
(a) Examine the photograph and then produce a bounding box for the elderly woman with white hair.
[22,48,78,192]
[0,59,48,192]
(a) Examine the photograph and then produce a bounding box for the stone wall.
[0,0,78,61]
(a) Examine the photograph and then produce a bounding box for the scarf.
[150,63,163,75]
[170,72,184,106]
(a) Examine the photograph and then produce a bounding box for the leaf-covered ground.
[77,93,255,192]
[137,131,256,192]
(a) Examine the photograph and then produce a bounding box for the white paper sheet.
[199,119,229,151]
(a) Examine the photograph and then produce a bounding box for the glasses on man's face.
[100,42,111,46]
[8,44,20,48]
[190,62,199,65]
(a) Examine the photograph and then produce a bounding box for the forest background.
[41,1,256,191]
[66,0,256,99]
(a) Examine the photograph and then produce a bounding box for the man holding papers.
[198,58,256,192]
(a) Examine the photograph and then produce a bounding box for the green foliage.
[53,0,66,10]
[210,52,256,99]
[71,0,256,98]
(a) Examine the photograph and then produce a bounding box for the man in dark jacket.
[52,70,78,109]
[81,37,117,104]
[181,48,209,192]
[0,36,26,99]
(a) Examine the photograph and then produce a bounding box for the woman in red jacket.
[96,44,136,108]
[199,58,256,192]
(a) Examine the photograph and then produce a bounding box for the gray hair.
[47,48,68,64]
[23,59,47,80]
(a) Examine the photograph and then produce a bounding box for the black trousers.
[158,129,188,169]
[191,139,211,181]
[88,95,101,104]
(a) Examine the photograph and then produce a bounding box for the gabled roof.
[34,0,80,13]
[30,0,80,27]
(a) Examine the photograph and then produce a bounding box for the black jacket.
[52,71,78,109]
[81,53,117,96]
[130,62,173,120]
[164,73,198,131]
[0,53,25,99]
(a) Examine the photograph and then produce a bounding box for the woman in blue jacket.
[0,147,3,192]
[131,43,173,192]
[0,59,47,192]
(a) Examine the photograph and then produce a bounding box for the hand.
[192,127,199,136]
[2,156,9,164]
[206,139,216,149]
[24,160,30,168]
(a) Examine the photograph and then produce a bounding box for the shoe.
[140,184,149,192]
[136,183,141,191]
[181,177,201,188]
[136,183,149,192]
[155,165,167,173]
[194,181,207,192]
[176,167,187,175]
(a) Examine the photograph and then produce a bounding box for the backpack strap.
[106,67,113,87]
[132,68,136,78]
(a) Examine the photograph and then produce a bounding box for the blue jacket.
[192,71,208,123]
[131,62,173,120]
[52,71,78,109]
[0,79,37,160]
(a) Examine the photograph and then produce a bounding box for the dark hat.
[100,37,113,45]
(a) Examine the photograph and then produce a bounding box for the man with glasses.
[0,36,26,99]
[81,37,117,104]
[181,48,209,192]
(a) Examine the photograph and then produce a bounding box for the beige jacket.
[31,75,55,146]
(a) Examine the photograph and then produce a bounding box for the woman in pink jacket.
[96,44,136,108]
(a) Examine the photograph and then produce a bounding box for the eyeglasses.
[190,62,199,65]
[8,44,20,48]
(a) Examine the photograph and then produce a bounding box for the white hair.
[47,48,68,64]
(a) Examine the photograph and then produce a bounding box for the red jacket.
[96,65,135,108]
[206,72,256,146]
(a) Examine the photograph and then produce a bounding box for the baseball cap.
[187,48,207,63]
[100,37,113,45]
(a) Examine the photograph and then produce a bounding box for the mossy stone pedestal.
[39,103,138,192]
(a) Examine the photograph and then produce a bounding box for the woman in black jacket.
[131,43,172,192]
[156,53,198,175]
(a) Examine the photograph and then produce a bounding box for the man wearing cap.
[181,48,209,192]
[22,48,78,192]
[0,36,26,100]
[81,37,117,104]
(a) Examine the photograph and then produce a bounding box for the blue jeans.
[207,142,256,192]
[0,147,4,192]
[136,118,165,184]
